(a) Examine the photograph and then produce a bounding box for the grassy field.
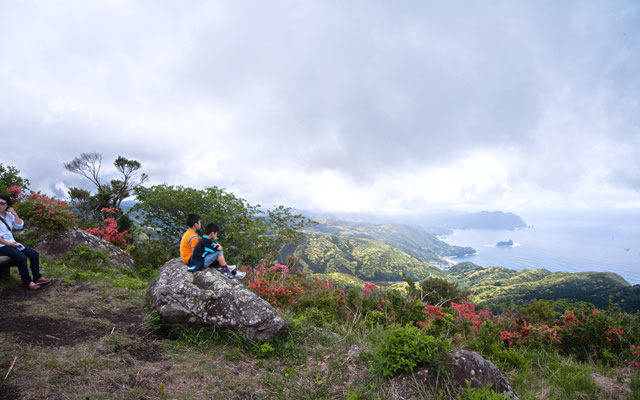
[1,254,639,400]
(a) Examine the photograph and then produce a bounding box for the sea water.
[439,211,640,285]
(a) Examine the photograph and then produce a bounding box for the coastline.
[439,225,640,286]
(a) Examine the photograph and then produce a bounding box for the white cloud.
[1,0,639,215]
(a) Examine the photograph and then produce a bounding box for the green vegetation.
[2,162,640,399]
[281,232,446,282]
[450,262,640,313]
[6,257,638,399]
[133,184,314,265]
[0,163,30,193]
[308,219,475,261]
[374,325,451,377]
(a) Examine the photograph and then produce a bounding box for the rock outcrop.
[147,258,287,341]
[451,350,519,399]
[35,228,135,269]
[386,350,519,399]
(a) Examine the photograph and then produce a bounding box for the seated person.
[188,222,238,277]
[0,194,52,290]
[180,213,201,265]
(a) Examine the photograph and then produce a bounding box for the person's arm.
[7,207,23,229]
[0,237,20,247]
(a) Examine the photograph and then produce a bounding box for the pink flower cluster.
[363,282,376,296]
[631,345,640,367]
[268,264,289,273]
[452,301,485,332]
[501,320,562,347]
[19,191,75,230]
[421,305,446,327]
[606,326,625,343]
[83,208,130,249]
[7,185,23,202]
[313,276,334,290]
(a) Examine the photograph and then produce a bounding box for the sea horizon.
[439,211,640,286]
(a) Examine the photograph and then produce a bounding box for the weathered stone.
[451,350,519,399]
[147,258,287,341]
[385,350,519,399]
[346,345,368,359]
[35,228,135,269]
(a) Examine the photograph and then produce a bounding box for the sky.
[1,0,639,218]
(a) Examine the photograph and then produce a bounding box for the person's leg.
[0,246,32,285]
[215,253,238,276]
[203,251,223,268]
[215,252,228,267]
[20,245,41,281]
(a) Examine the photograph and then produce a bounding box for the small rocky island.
[496,240,514,247]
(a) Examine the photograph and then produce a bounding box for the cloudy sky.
[1,0,639,217]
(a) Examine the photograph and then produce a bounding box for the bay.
[439,213,640,285]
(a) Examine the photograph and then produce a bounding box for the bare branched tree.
[64,152,103,190]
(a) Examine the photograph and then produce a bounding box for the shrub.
[255,343,275,359]
[517,299,559,326]
[130,238,177,270]
[291,277,348,325]
[420,277,470,307]
[84,207,132,249]
[13,192,76,231]
[374,325,451,377]
[457,381,508,400]
[557,308,629,362]
[246,264,306,309]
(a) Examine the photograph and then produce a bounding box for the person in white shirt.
[0,194,52,290]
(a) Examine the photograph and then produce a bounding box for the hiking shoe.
[35,277,53,285]
[227,265,237,272]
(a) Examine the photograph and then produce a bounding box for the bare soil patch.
[0,315,103,347]
[0,283,149,347]
[0,384,20,400]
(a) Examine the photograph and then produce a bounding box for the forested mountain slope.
[449,262,640,312]
[307,219,475,263]
[280,233,445,282]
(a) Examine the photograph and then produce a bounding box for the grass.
[2,248,640,399]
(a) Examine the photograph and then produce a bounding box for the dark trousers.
[0,245,41,285]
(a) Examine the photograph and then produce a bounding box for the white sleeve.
[10,214,24,230]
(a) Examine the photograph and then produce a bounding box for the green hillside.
[449,262,639,311]
[311,272,365,289]
[280,232,445,282]
[280,219,640,313]
[307,219,475,264]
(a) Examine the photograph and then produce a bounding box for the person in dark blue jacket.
[188,222,237,277]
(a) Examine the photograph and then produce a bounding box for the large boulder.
[386,350,519,399]
[147,258,287,341]
[35,228,135,269]
[451,350,519,399]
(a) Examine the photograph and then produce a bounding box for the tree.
[111,156,148,209]
[64,152,148,221]
[67,187,94,221]
[0,163,30,193]
[132,184,315,265]
[64,152,103,190]
[419,277,471,307]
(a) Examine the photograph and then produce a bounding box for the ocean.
[439,211,640,285]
